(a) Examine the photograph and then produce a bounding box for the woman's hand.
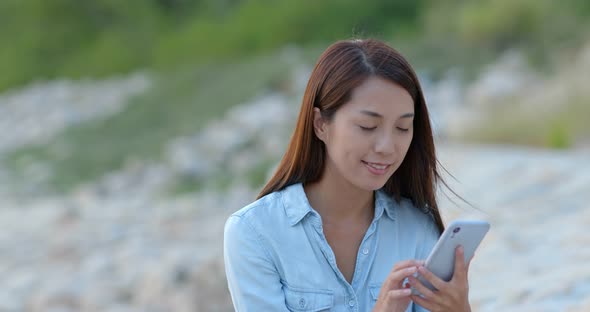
[408,246,472,312]
[372,259,422,312]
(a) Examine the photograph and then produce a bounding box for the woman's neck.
[303,169,375,226]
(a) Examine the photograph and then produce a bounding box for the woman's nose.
[374,133,396,155]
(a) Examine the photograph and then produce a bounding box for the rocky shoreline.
[0,142,587,311]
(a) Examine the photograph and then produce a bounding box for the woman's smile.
[361,160,392,175]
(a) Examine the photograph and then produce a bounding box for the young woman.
[224,39,473,312]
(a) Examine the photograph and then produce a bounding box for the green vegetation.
[412,0,590,78]
[166,158,276,196]
[245,159,277,189]
[6,52,291,192]
[461,96,590,149]
[2,0,589,91]
[167,171,235,195]
[3,0,590,193]
[0,0,427,91]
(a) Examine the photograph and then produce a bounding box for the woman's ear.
[313,107,328,142]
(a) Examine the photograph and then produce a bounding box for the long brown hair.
[258,39,446,234]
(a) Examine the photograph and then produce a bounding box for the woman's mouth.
[362,161,391,175]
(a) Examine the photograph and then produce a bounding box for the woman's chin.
[354,179,388,192]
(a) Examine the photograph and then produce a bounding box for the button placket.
[352,222,378,289]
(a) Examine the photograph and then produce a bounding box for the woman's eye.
[397,127,409,132]
[359,126,377,131]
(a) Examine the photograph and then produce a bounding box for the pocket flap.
[284,286,333,311]
[369,284,381,301]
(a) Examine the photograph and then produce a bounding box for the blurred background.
[0,0,589,311]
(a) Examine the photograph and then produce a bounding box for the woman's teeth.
[364,161,389,170]
[363,161,389,170]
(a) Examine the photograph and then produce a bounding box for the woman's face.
[313,76,414,191]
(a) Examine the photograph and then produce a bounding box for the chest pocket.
[369,283,382,311]
[284,285,334,311]
[369,284,381,301]
[369,284,414,312]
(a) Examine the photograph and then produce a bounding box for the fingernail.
[403,289,412,295]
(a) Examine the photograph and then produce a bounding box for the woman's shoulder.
[224,190,283,238]
[226,184,298,232]
[231,190,283,219]
[225,184,305,247]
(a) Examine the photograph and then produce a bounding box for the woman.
[224,39,473,312]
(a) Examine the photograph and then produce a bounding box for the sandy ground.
[435,143,590,312]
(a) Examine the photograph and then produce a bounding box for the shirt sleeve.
[223,214,289,312]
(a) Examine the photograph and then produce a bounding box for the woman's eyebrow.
[358,110,414,119]
[359,110,382,118]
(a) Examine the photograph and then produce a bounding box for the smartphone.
[412,219,490,294]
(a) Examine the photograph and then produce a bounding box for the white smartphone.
[412,219,490,294]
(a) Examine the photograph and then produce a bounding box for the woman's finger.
[411,294,436,311]
[382,260,421,290]
[392,259,423,272]
[409,277,441,305]
[417,265,447,291]
[453,245,468,282]
[385,288,413,302]
[408,276,438,302]
[387,266,418,286]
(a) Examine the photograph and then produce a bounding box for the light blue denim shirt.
[224,183,440,312]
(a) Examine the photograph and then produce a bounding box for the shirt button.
[349,299,355,307]
[299,298,306,308]
[362,248,369,255]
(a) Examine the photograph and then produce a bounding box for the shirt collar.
[281,183,397,226]
[281,183,315,226]
[375,189,397,221]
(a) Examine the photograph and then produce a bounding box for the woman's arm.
[223,215,289,311]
